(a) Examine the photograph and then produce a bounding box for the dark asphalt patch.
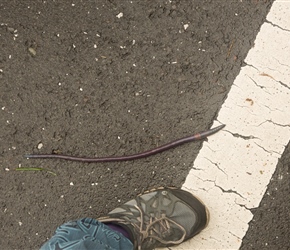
[1,1,282,249]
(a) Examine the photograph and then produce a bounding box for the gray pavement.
[1,0,288,249]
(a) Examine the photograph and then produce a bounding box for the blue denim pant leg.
[40,218,134,250]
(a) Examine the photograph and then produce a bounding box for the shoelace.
[133,205,186,249]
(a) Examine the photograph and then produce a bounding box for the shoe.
[98,187,209,250]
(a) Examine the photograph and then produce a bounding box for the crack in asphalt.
[258,119,290,128]
[231,133,258,140]
[229,231,242,240]
[235,201,252,211]
[278,80,290,90]
[265,19,290,32]
[254,142,282,156]
[247,75,276,95]
[192,166,203,171]
[263,104,284,113]
[214,183,245,199]
[272,56,290,68]
[225,130,259,140]
[204,157,228,177]
[258,73,289,91]
[194,175,216,184]
[243,62,259,71]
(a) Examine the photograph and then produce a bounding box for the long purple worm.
[24,124,225,163]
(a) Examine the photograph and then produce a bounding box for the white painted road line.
[173,1,290,249]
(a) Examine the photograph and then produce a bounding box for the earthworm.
[25,124,225,163]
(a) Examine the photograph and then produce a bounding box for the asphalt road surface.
[0,0,289,249]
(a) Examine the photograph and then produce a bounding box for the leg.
[40,218,133,250]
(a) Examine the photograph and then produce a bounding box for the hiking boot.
[98,187,209,250]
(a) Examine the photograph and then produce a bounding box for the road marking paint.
[172,1,290,249]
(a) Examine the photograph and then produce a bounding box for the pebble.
[28,47,36,56]
[37,142,43,149]
[184,24,189,30]
[116,12,123,18]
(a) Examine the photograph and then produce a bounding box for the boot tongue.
[105,222,131,239]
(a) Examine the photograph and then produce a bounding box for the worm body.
[25,124,225,163]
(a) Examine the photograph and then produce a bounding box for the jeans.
[40,218,134,250]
